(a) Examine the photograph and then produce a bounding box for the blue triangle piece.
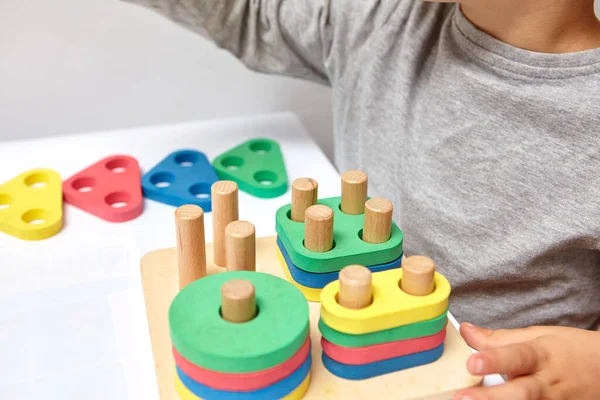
[142,150,219,211]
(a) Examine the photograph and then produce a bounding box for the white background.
[1,0,599,159]
[0,0,334,158]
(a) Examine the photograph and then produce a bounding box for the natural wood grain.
[401,256,436,296]
[174,205,206,289]
[362,198,393,244]
[291,178,318,222]
[304,205,334,253]
[140,248,178,400]
[340,170,368,215]
[211,181,239,267]
[140,236,483,400]
[221,279,257,323]
[225,220,256,272]
[337,265,373,309]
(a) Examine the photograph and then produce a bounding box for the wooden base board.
[140,236,483,400]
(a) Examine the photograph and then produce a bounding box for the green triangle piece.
[212,138,288,198]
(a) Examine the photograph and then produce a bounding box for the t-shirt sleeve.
[122,0,412,85]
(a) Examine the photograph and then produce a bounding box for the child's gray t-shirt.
[126,0,600,329]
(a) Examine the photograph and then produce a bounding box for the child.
[123,0,600,398]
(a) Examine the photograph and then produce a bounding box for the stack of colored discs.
[275,196,404,302]
[169,271,312,399]
[318,264,452,380]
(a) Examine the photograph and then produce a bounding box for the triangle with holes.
[141,149,219,211]
[212,138,288,198]
[63,155,144,222]
[0,168,63,240]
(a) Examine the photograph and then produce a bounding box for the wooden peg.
[291,178,318,222]
[401,256,436,296]
[304,204,334,252]
[341,170,368,215]
[221,279,257,323]
[338,265,373,309]
[175,204,206,289]
[225,220,256,272]
[212,181,239,267]
[362,198,393,244]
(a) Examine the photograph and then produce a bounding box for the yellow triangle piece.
[0,168,63,240]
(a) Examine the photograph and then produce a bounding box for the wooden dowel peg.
[304,205,334,252]
[362,198,393,244]
[212,181,239,267]
[221,279,257,323]
[175,204,207,289]
[291,178,318,222]
[338,265,373,309]
[225,220,256,272]
[401,256,436,296]
[341,170,368,215]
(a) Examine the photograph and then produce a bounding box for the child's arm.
[123,0,404,85]
[454,323,600,400]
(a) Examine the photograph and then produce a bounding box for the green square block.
[212,138,288,198]
[275,196,403,273]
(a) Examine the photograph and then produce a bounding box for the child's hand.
[453,322,600,400]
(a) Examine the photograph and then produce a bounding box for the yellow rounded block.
[320,268,450,335]
[174,371,311,400]
[0,169,63,241]
[276,247,322,302]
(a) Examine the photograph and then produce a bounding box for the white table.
[0,113,501,399]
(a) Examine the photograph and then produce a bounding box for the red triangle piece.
[63,155,144,222]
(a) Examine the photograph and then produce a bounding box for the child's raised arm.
[123,0,407,85]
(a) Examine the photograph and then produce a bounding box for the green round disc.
[318,310,448,348]
[169,271,309,373]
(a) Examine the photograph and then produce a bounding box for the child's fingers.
[466,342,545,376]
[460,323,543,350]
[454,375,543,400]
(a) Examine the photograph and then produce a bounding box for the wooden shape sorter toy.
[318,259,451,381]
[171,272,312,399]
[0,168,63,240]
[142,150,219,210]
[139,177,483,400]
[275,172,405,301]
[63,155,144,222]
[276,237,402,289]
[169,271,309,374]
[275,196,404,273]
[319,268,451,334]
[320,329,447,366]
[317,311,449,348]
[173,337,311,392]
[212,138,288,198]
